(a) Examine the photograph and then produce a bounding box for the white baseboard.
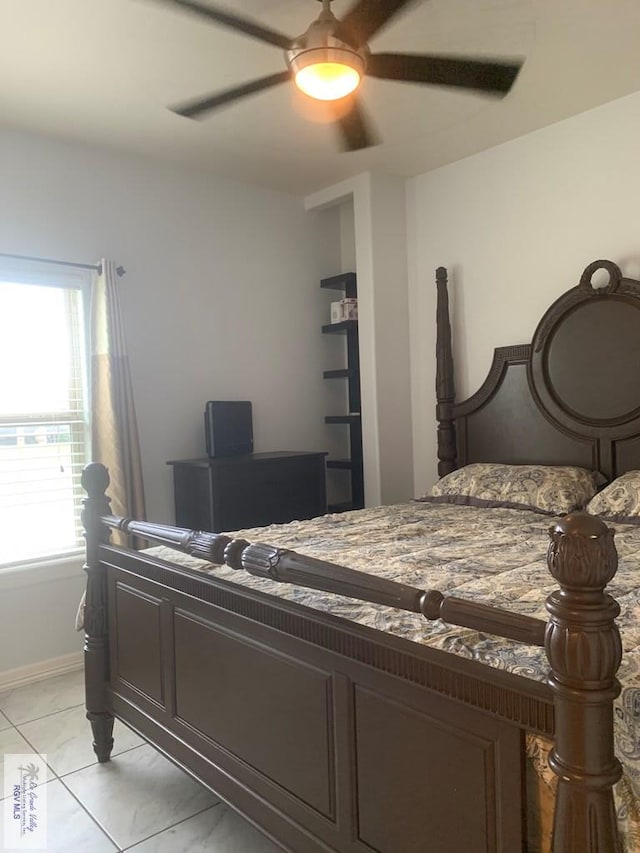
[0,651,83,693]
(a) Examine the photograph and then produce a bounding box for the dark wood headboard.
[435,260,640,482]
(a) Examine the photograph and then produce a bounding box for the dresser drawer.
[213,456,326,531]
[168,453,327,533]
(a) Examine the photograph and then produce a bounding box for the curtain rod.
[0,252,126,277]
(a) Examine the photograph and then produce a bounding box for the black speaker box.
[204,401,253,458]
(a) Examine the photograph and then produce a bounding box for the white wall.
[0,128,341,673]
[0,558,86,678]
[406,90,640,499]
[367,173,413,505]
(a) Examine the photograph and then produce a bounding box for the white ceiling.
[1,0,639,194]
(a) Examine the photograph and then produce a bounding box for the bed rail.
[82,462,623,852]
[89,494,546,649]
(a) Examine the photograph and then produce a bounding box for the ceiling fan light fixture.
[290,48,364,101]
[160,0,524,152]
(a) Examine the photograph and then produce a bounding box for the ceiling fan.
[154,0,523,151]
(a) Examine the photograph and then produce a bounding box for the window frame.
[0,258,93,569]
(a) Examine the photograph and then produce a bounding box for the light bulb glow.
[295,62,361,101]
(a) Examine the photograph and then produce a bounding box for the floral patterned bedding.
[149,500,640,850]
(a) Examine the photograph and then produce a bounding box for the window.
[0,264,91,566]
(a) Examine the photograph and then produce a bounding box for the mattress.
[148,500,640,851]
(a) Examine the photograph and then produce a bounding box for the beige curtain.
[91,259,146,541]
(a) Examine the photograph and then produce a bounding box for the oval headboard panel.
[529,260,640,479]
[437,261,640,483]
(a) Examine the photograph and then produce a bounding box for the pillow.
[586,471,640,524]
[422,462,600,516]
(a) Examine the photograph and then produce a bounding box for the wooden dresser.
[167,451,327,533]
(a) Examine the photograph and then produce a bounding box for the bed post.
[435,266,457,476]
[545,513,622,853]
[81,462,114,763]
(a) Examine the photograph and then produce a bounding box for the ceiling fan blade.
[153,0,293,49]
[367,53,522,95]
[335,0,415,48]
[171,71,290,118]
[335,98,379,152]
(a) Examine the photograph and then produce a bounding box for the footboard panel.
[353,685,520,853]
[173,609,335,819]
[103,546,551,853]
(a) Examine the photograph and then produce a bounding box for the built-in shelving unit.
[321,272,364,512]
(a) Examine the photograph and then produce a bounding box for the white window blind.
[0,273,90,566]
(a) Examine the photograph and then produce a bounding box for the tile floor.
[0,669,283,851]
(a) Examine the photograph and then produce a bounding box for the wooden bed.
[81,258,640,853]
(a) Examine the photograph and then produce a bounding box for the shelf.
[322,320,357,335]
[323,368,355,380]
[327,459,353,470]
[320,272,357,295]
[328,501,354,513]
[320,271,362,510]
[325,414,361,425]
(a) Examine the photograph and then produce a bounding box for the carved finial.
[436,266,447,283]
[81,463,110,498]
[81,463,112,544]
[547,512,618,590]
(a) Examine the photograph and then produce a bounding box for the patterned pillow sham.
[423,463,600,516]
[586,471,640,524]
